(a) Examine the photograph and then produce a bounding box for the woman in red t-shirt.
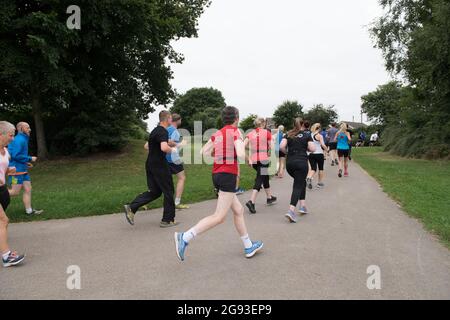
[244,117,277,214]
[174,107,263,261]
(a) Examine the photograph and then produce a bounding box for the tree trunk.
[31,85,49,160]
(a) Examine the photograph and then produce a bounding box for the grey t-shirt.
[327,127,338,143]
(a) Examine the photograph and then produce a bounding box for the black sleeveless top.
[285,131,312,162]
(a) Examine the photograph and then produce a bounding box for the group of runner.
[119,107,355,262]
[0,121,43,268]
[0,108,356,268]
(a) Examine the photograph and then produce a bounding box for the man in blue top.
[166,114,189,210]
[8,122,43,216]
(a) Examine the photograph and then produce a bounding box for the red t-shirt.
[247,128,272,163]
[210,125,240,175]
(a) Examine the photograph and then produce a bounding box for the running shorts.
[212,173,237,193]
[309,154,324,171]
[329,142,337,151]
[169,163,184,175]
[338,149,350,158]
[8,174,31,186]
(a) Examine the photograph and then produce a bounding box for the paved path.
[1,160,449,299]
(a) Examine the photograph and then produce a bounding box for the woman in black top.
[279,118,315,223]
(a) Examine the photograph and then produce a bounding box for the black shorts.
[309,154,324,171]
[0,185,10,211]
[278,150,286,158]
[329,142,338,150]
[338,149,350,158]
[212,173,237,193]
[169,163,184,175]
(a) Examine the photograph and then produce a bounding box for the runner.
[306,123,327,189]
[7,122,43,216]
[166,114,190,210]
[0,121,25,267]
[275,125,286,178]
[327,123,339,166]
[335,123,352,178]
[347,126,354,161]
[174,106,263,261]
[279,118,315,223]
[369,131,379,147]
[124,110,179,228]
[244,117,277,214]
[320,127,328,160]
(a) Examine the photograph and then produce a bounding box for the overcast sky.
[146,0,391,129]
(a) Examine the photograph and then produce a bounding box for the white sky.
[146,0,391,129]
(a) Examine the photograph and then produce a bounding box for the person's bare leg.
[22,181,32,211]
[189,191,234,235]
[175,171,186,200]
[318,170,325,183]
[8,184,22,197]
[0,208,9,255]
[250,189,258,204]
[338,156,343,171]
[231,195,248,237]
[279,158,286,178]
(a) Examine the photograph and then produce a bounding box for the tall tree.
[239,114,257,132]
[170,87,226,133]
[272,100,304,130]
[303,104,338,128]
[0,0,211,157]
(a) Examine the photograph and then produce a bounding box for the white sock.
[241,234,253,249]
[182,228,197,243]
[26,208,32,214]
[175,198,181,206]
[2,251,11,261]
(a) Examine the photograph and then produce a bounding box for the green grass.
[353,147,450,248]
[6,140,256,223]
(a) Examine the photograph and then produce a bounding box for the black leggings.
[0,186,10,211]
[286,160,308,206]
[252,161,270,192]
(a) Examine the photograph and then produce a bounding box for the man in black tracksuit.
[123,110,178,228]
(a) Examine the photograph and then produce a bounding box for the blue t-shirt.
[166,125,181,164]
[321,130,328,143]
[337,132,350,150]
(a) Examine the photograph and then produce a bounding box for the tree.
[239,114,257,132]
[0,0,211,157]
[170,87,226,133]
[272,100,304,130]
[368,0,450,158]
[303,104,338,128]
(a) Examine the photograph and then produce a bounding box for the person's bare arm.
[318,135,327,151]
[160,141,175,154]
[201,139,214,156]
[280,138,288,153]
[168,140,177,148]
[144,142,149,150]
[234,138,245,159]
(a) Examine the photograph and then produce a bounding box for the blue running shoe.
[235,187,245,195]
[2,251,25,268]
[285,210,298,223]
[299,207,309,215]
[174,232,188,261]
[245,241,264,258]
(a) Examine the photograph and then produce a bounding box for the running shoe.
[176,204,190,210]
[266,196,277,206]
[306,177,313,190]
[2,251,25,268]
[317,182,325,189]
[174,232,188,261]
[245,201,256,214]
[285,210,298,223]
[244,241,264,258]
[331,161,335,166]
[235,187,245,195]
[344,171,349,177]
[124,204,135,226]
[27,209,43,216]
[338,169,343,178]
[335,159,339,165]
[299,206,309,215]
[160,221,180,228]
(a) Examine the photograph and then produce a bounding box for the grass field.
[353,147,450,248]
[6,139,257,223]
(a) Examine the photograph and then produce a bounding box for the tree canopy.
[0,0,211,157]
[170,87,226,134]
[303,104,338,128]
[272,100,304,130]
